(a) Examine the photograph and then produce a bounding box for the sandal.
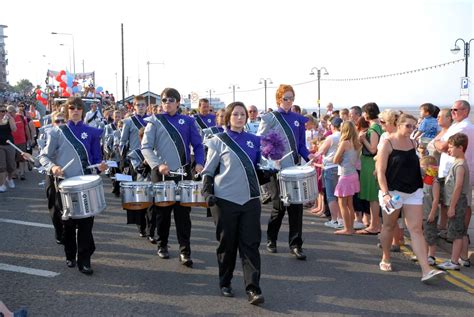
[379,260,392,272]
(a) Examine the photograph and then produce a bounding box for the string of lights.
[205,58,465,96]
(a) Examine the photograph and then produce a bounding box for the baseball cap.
[331,117,343,128]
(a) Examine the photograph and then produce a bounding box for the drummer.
[119,96,150,238]
[103,110,122,197]
[257,84,313,260]
[142,87,204,267]
[202,101,266,305]
[38,97,107,275]
[202,108,225,140]
[194,98,216,136]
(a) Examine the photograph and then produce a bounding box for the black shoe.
[290,247,307,260]
[56,239,64,245]
[78,265,93,275]
[66,259,76,268]
[246,289,265,305]
[262,196,271,204]
[179,254,193,267]
[148,236,157,244]
[266,241,277,253]
[157,246,169,259]
[139,231,147,238]
[220,286,234,297]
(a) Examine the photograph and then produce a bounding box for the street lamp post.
[309,66,329,118]
[51,32,75,74]
[229,84,240,102]
[258,78,273,112]
[206,89,215,106]
[147,61,164,105]
[59,43,72,72]
[451,38,474,78]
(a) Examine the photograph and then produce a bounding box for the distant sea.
[305,105,474,122]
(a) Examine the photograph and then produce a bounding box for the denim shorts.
[323,167,339,203]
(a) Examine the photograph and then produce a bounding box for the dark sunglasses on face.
[451,108,463,112]
[55,119,65,124]
[68,106,82,111]
[161,97,176,104]
[0,110,6,113]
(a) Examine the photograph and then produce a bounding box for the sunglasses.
[0,110,6,113]
[282,97,295,102]
[451,108,464,112]
[55,119,65,124]
[379,120,386,124]
[249,110,257,113]
[68,106,82,111]
[161,97,176,104]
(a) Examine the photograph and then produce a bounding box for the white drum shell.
[120,182,153,210]
[153,181,177,205]
[178,180,205,206]
[59,175,106,219]
[279,166,318,205]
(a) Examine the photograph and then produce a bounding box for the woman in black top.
[376,114,444,282]
[0,104,17,192]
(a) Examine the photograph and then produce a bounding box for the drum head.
[121,181,152,188]
[59,175,101,189]
[178,180,200,187]
[153,181,176,188]
[280,166,315,176]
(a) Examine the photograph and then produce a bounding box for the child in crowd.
[340,108,350,121]
[333,121,361,234]
[437,133,470,271]
[414,103,439,144]
[304,115,318,150]
[420,155,440,265]
[309,138,325,216]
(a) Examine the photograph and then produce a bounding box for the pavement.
[0,171,473,316]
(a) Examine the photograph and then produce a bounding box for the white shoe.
[459,258,471,267]
[6,178,15,189]
[437,260,461,271]
[427,256,436,266]
[353,221,366,230]
[421,269,446,283]
[0,184,6,192]
[324,220,338,228]
[335,220,345,229]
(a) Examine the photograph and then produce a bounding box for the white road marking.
[0,263,60,277]
[0,218,54,228]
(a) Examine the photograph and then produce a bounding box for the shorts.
[323,167,339,203]
[378,188,423,207]
[423,216,439,245]
[15,143,27,162]
[447,196,468,240]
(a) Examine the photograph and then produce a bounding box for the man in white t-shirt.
[434,100,474,265]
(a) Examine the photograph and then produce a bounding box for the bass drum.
[120,182,153,210]
[278,166,318,205]
[59,175,106,219]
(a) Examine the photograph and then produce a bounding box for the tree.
[13,79,34,95]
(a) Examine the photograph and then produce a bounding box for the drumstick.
[86,163,102,169]
[169,171,187,177]
[62,159,75,172]
[279,151,294,162]
[6,140,35,162]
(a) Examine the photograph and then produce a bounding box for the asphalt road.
[1,171,473,316]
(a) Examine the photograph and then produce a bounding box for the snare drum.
[278,166,318,205]
[59,175,106,219]
[153,181,177,207]
[120,182,153,210]
[178,180,206,207]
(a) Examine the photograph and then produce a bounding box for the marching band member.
[38,97,106,275]
[84,102,104,129]
[142,88,204,267]
[103,110,122,196]
[194,98,216,135]
[120,96,150,238]
[202,108,225,140]
[202,101,266,305]
[257,84,313,260]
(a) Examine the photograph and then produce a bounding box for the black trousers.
[45,175,64,242]
[267,175,304,248]
[211,198,261,292]
[126,209,148,234]
[155,203,192,255]
[63,216,95,267]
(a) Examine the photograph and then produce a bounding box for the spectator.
[8,105,30,180]
[0,104,17,192]
[414,103,439,145]
[340,108,350,121]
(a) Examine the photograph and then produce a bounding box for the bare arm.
[428,180,440,223]
[376,138,392,204]
[333,140,347,165]
[447,164,466,218]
